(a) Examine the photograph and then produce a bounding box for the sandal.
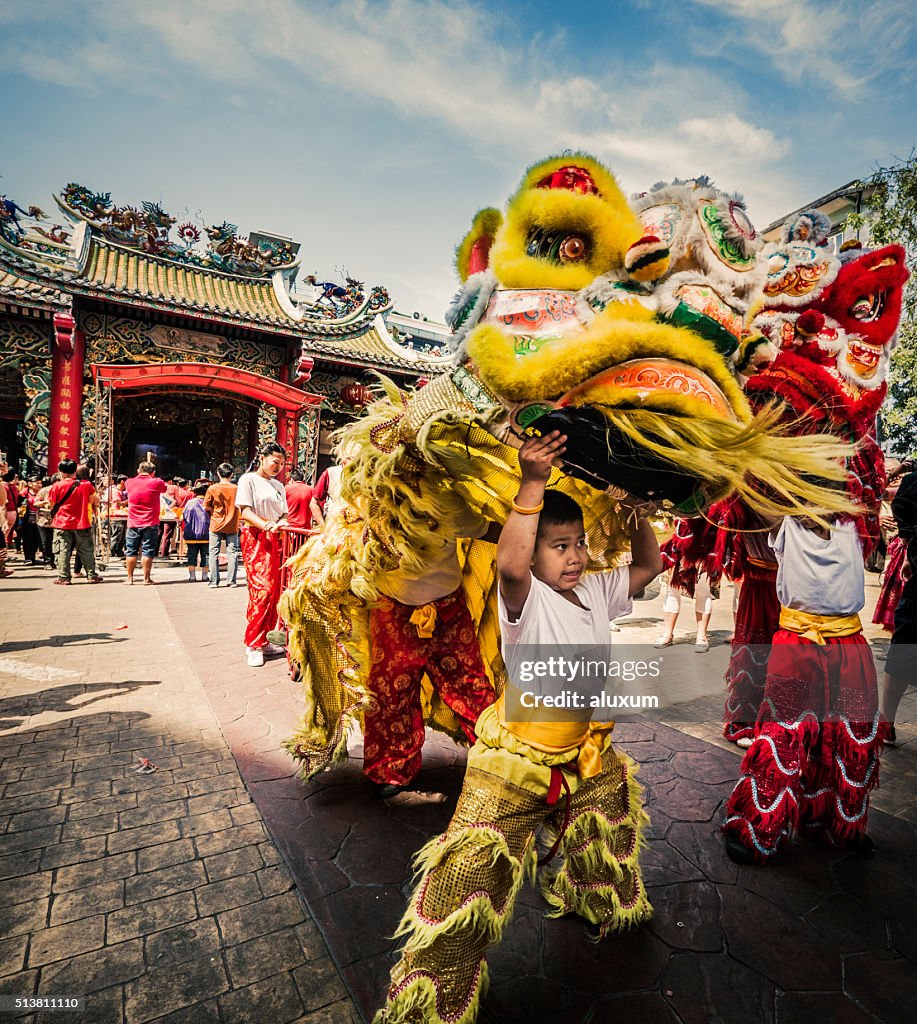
[653,635,674,649]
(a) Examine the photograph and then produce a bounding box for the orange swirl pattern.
[558,358,734,419]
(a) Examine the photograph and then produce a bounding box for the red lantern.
[341,383,370,408]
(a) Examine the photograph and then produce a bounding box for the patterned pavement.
[1,562,915,1023]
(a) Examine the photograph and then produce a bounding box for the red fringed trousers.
[723,628,887,861]
[722,560,779,741]
[362,590,495,786]
[240,527,281,650]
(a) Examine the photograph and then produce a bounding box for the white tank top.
[770,517,864,616]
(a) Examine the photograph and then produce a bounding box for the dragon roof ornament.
[55,184,299,278]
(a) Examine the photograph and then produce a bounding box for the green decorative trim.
[667,302,739,357]
[699,204,756,270]
[512,334,561,357]
[451,365,499,413]
[515,402,554,429]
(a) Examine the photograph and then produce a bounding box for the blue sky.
[1,0,914,319]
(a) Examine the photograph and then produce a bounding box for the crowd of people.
[0,448,338,667]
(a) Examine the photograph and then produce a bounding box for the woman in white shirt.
[236,442,289,667]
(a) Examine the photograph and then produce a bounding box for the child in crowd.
[182,483,211,583]
[376,431,662,1024]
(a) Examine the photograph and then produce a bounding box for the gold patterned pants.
[374,705,651,1024]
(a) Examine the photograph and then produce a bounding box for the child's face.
[532,519,587,593]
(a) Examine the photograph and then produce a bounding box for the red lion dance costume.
[722,211,909,860]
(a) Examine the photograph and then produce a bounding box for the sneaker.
[724,834,758,865]
[265,642,286,656]
[246,646,264,668]
[736,736,754,749]
[653,635,674,648]
[694,637,709,653]
[208,583,219,589]
[87,576,103,584]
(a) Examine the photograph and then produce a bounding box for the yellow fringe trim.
[594,403,853,522]
[393,827,539,954]
[541,755,653,937]
[374,966,490,1024]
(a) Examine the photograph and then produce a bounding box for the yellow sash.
[496,694,613,779]
[778,606,862,646]
[409,603,437,638]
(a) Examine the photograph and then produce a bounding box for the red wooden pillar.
[48,313,85,468]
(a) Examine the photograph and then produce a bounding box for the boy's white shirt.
[498,568,632,649]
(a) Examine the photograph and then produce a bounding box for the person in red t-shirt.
[124,462,168,585]
[48,459,101,584]
[284,469,322,529]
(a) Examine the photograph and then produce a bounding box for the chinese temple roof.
[0,184,453,374]
[0,270,67,315]
[81,239,296,328]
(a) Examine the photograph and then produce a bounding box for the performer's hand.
[519,431,566,485]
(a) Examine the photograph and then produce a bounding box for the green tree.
[847,151,917,455]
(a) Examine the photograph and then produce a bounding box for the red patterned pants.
[723,630,886,861]
[240,527,281,649]
[362,590,495,786]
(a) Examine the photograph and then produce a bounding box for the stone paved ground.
[2,560,916,1024]
[0,561,357,1024]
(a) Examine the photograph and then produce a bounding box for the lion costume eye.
[850,292,884,321]
[525,227,591,264]
[559,235,587,261]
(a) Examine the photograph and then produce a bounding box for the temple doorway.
[0,366,27,473]
[112,393,253,479]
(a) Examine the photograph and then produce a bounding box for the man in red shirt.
[284,469,321,529]
[124,461,168,585]
[48,459,101,584]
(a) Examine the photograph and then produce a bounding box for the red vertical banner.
[48,314,85,468]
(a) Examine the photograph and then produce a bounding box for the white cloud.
[694,0,914,97]
[0,0,792,195]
